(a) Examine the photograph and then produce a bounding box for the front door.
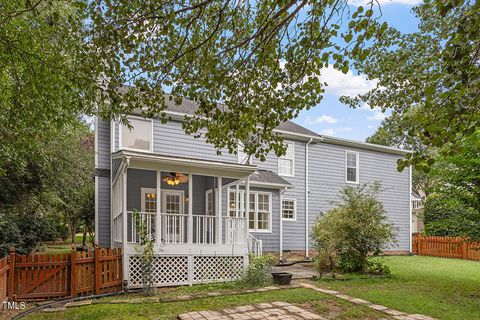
[161,190,184,243]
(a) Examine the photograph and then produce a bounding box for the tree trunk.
[71,225,76,245]
[82,226,87,248]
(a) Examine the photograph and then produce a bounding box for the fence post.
[70,244,77,298]
[94,244,100,295]
[461,240,467,260]
[417,235,421,256]
[8,247,15,302]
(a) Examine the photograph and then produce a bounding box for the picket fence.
[412,234,480,261]
[0,246,122,301]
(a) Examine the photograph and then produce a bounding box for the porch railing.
[125,212,248,245]
[160,213,188,244]
[224,217,247,245]
[127,211,156,243]
[248,233,263,256]
[193,215,216,244]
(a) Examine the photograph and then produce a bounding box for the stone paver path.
[298,282,437,320]
[177,302,324,320]
[273,263,317,279]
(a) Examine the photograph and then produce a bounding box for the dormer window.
[120,116,153,152]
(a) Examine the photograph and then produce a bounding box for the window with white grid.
[282,199,296,221]
[227,188,271,232]
[278,142,294,176]
[345,151,359,183]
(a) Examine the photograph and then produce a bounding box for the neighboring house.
[411,190,424,233]
[95,97,411,288]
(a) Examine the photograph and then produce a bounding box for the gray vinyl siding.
[96,118,111,247]
[99,116,410,253]
[308,142,411,251]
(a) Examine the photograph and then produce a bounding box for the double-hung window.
[278,141,294,176]
[227,188,271,232]
[345,151,359,183]
[281,199,296,221]
[120,116,153,152]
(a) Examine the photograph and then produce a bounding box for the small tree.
[312,183,397,273]
[133,210,155,296]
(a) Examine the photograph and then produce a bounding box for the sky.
[292,0,421,141]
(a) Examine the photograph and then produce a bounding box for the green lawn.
[25,287,390,320]
[315,256,480,320]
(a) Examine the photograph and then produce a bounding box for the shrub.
[365,259,391,276]
[423,194,480,240]
[241,254,276,287]
[314,249,337,278]
[311,183,397,273]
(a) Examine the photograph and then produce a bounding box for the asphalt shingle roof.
[249,170,292,187]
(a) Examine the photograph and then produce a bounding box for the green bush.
[314,249,337,278]
[364,259,391,276]
[311,183,397,273]
[241,254,276,287]
[423,194,480,240]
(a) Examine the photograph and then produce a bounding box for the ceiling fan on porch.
[162,172,189,185]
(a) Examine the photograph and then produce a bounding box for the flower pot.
[271,272,293,285]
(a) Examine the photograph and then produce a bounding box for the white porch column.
[188,173,193,244]
[245,176,250,242]
[122,168,128,285]
[217,177,222,244]
[156,170,161,244]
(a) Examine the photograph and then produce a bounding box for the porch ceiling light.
[163,172,188,185]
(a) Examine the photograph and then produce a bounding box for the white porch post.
[217,177,222,244]
[188,173,193,244]
[122,167,128,286]
[245,176,250,242]
[156,170,161,244]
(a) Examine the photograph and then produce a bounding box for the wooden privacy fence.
[0,257,8,302]
[412,234,480,261]
[3,246,122,301]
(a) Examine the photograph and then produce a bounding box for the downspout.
[279,187,288,262]
[305,138,313,259]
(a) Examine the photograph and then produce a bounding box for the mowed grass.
[25,288,390,320]
[315,256,480,320]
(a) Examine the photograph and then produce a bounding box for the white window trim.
[119,115,154,153]
[278,141,295,177]
[345,150,359,184]
[140,187,157,213]
[205,189,218,216]
[161,189,185,214]
[226,188,272,233]
[281,198,297,221]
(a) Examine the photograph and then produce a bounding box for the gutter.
[279,187,289,261]
[305,138,313,259]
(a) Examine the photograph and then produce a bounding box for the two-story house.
[95,97,411,288]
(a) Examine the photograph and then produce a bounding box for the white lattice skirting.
[127,255,246,287]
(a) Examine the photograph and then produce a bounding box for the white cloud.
[367,110,387,121]
[319,127,352,136]
[368,125,374,129]
[320,128,335,136]
[349,0,421,6]
[320,66,377,97]
[304,114,338,125]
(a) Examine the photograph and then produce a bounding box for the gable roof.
[118,88,409,155]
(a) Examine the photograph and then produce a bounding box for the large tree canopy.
[344,0,480,170]
[1,0,478,171]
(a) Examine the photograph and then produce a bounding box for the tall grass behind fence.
[412,234,480,261]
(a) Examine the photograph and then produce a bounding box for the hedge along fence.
[412,234,480,261]
[3,246,122,301]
